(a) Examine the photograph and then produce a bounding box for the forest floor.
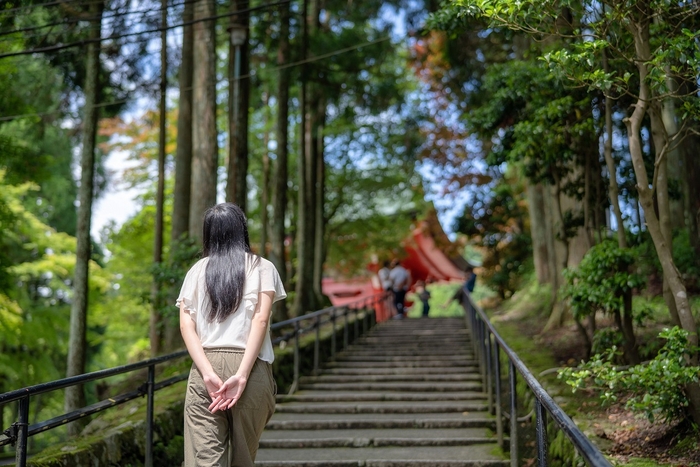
[476,283,700,467]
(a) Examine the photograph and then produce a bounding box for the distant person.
[177,203,287,467]
[445,267,477,308]
[415,280,431,318]
[464,267,477,294]
[378,260,392,291]
[389,259,410,319]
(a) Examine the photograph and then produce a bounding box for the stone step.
[339,353,473,359]
[259,428,496,448]
[355,339,471,345]
[324,360,477,369]
[339,345,473,358]
[257,318,508,467]
[274,400,488,414]
[298,381,482,392]
[347,337,473,350]
[277,391,486,403]
[265,413,497,430]
[336,354,474,366]
[320,367,477,376]
[299,374,481,384]
[255,445,508,466]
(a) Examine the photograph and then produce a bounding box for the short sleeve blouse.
[175,254,286,363]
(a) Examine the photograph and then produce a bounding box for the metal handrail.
[0,351,190,467]
[269,292,390,393]
[462,294,612,467]
[0,290,390,467]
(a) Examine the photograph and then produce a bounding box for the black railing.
[269,292,391,393]
[0,350,190,467]
[0,291,390,467]
[462,294,612,467]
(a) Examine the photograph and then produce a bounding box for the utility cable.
[0,0,290,59]
[0,0,192,39]
[0,35,395,122]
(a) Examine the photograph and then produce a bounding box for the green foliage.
[559,327,700,423]
[0,171,108,432]
[454,177,531,299]
[562,241,645,321]
[671,230,700,291]
[591,327,625,359]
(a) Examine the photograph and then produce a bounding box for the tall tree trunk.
[544,186,560,289]
[293,0,317,315]
[271,0,290,322]
[311,0,328,304]
[626,12,700,424]
[260,90,271,256]
[526,182,550,284]
[601,86,627,249]
[551,171,570,271]
[655,20,685,230]
[165,0,193,352]
[649,102,680,326]
[583,151,593,247]
[171,0,194,244]
[684,132,700,255]
[544,177,568,331]
[313,97,326,302]
[65,0,103,435]
[150,0,167,357]
[189,0,218,241]
[226,0,250,212]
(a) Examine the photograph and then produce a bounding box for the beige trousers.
[184,349,276,467]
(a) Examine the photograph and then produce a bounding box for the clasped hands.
[203,373,248,413]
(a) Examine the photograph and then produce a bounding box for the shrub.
[559,326,700,423]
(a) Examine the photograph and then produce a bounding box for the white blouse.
[175,254,287,363]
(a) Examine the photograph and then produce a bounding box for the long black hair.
[201,203,257,323]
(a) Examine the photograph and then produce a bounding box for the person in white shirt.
[377,260,392,291]
[388,259,410,318]
[177,203,286,467]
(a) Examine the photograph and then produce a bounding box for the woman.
[176,203,286,467]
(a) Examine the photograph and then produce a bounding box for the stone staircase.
[256,317,509,467]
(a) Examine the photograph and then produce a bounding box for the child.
[416,280,431,317]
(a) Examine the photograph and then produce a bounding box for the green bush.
[562,240,645,320]
[559,326,700,423]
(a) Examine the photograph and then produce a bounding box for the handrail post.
[331,310,337,358]
[495,341,504,449]
[145,364,155,467]
[485,327,493,415]
[314,315,320,374]
[14,396,29,467]
[536,398,548,467]
[362,304,367,335]
[290,321,300,394]
[479,319,487,393]
[509,360,518,467]
[353,307,359,342]
[370,299,376,327]
[343,307,349,349]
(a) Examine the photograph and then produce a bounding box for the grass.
[404,281,495,319]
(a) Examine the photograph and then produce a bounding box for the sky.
[91,150,142,239]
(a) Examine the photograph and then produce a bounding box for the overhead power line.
[0,35,395,122]
[0,0,192,39]
[0,0,290,59]
[0,0,106,16]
